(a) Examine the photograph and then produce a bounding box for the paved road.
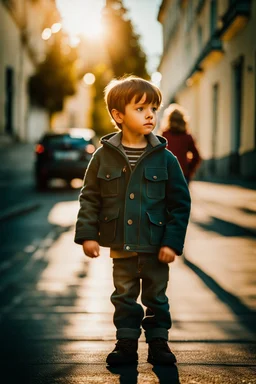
[0,234,255,383]
[0,143,255,383]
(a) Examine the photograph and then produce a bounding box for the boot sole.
[106,354,138,366]
[147,355,177,365]
[107,360,138,366]
[106,358,138,366]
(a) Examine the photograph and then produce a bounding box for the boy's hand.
[158,246,176,264]
[82,240,100,258]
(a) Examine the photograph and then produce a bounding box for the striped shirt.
[122,145,146,170]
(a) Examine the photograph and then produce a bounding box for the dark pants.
[111,253,171,342]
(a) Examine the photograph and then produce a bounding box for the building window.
[255,52,256,149]
[210,0,217,36]
[185,39,192,61]
[5,67,14,135]
[163,0,181,48]
[230,56,244,175]
[197,25,203,51]
[212,83,219,152]
[186,0,194,32]
[211,83,219,174]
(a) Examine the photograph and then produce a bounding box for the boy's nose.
[146,111,153,119]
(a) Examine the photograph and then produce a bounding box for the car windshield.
[44,135,92,148]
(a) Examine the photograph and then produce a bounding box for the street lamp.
[51,23,62,33]
[41,28,52,40]
[42,23,62,40]
[83,73,96,85]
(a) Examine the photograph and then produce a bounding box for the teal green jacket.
[74,132,191,255]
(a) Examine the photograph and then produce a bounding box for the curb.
[0,202,41,222]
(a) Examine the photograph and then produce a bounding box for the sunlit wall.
[158,0,256,180]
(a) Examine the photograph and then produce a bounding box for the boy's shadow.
[107,363,180,383]
[107,363,138,384]
[152,364,180,383]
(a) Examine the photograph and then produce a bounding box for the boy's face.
[113,93,159,136]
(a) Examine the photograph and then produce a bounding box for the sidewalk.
[185,181,256,316]
[0,142,37,216]
[0,141,35,173]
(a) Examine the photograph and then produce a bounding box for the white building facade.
[158,0,256,180]
[0,0,59,143]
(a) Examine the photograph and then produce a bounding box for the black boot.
[106,339,138,366]
[147,338,176,365]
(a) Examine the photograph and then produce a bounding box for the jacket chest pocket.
[97,167,122,197]
[144,168,168,199]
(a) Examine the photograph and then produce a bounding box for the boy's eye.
[152,107,158,112]
[137,107,143,111]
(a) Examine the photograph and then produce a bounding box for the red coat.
[162,131,201,180]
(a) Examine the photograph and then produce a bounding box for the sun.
[82,18,103,38]
[61,14,103,40]
[56,0,104,40]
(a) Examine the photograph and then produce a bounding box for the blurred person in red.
[159,103,202,184]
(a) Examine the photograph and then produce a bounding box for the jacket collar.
[101,131,166,148]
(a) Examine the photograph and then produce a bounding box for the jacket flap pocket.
[146,211,166,226]
[99,207,120,222]
[97,167,122,181]
[144,168,168,182]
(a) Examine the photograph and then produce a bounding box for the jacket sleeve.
[74,151,101,245]
[161,154,191,255]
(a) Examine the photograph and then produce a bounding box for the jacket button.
[125,245,130,250]
[106,174,110,179]
[153,175,157,180]
[129,193,135,199]
[127,219,133,225]
[159,221,162,225]
[104,217,108,221]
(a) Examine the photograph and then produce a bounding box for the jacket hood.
[100,131,167,148]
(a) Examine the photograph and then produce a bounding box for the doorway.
[230,57,243,175]
[5,66,14,135]
[211,83,219,174]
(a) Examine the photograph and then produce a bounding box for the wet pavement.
[0,238,255,383]
[0,143,256,383]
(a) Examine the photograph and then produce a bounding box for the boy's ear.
[111,109,124,124]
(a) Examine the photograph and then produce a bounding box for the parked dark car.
[35,128,96,189]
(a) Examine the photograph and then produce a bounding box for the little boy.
[74,76,191,366]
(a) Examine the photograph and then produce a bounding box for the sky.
[55,0,163,73]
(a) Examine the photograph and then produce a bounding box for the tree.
[101,0,148,79]
[91,64,114,137]
[28,34,78,126]
[90,0,149,136]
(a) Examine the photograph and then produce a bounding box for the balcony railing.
[185,32,223,86]
[195,33,223,70]
[220,0,251,41]
[186,66,203,87]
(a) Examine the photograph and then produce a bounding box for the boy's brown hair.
[104,75,162,129]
